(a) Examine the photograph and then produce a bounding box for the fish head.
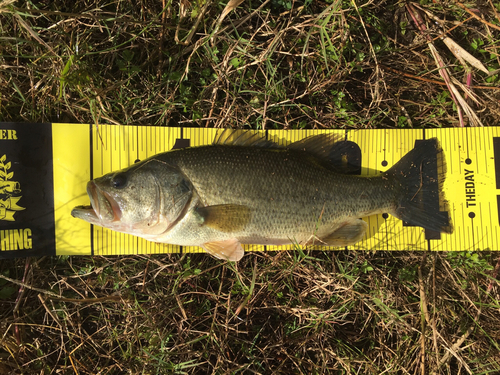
[72,159,193,238]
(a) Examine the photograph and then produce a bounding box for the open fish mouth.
[71,181,122,224]
[71,203,99,224]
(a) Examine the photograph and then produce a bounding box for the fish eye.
[112,173,128,189]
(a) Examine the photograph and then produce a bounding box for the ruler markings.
[452,128,456,175]
[497,196,500,227]
[465,126,470,162]
[484,127,489,175]
[483,203,489,249]
[111,126,114,172]
[472,213,478,250]
[463,202,468,251]
[89,124,95,256]
[147,126,151,155]
[494,200,499,248]
[382,130,387,168]
[477,202,482,249]
[118,126,122,169]
[136,125,139,160]
[447,128,454,174]
[456,211,462,250]
[122,126,126,152]
[265,128,270,255]
[469,204,476,251]
[477,127,483,174]
[153,126,156,155]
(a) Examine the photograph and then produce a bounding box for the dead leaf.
[220,0,245,24]
[0,0,16,14]
[442,37,489,74]
[179,0,191,19]
[14,14,56,56]
[210,0,245,42]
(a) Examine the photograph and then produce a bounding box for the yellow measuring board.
[1,123,499,259]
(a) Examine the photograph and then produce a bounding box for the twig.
[13,14,57,56]
[487,255,500,295]
[48,295,125,303]
[438,324,475,370]
[453,1,500,31]
[0,273,60,298]
[175,0,212,45]
[407,3,483,126]
[380,64,500,90]
[38,295,63,328]
[487,0,500,23]
[13,258,31,345]
[418,253,428,375]
[431,255,439,365]
[351,0,385,107]
[234,257,258,316]
[142,259,149,293]
[12,7,148,25]
[436,255,499,370]
[0,273,124,303]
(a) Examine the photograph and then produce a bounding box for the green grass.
[1,0,500,373]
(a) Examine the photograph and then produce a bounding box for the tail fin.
[385,138,453,234]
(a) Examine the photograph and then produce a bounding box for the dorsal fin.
[288,133,360,174]
[287,133,344,158]
[213,129,360,174]
[213,129,277,148]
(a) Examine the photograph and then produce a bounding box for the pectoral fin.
[202,238,244,261]
[321,219,368,246]
[196,204,251,232]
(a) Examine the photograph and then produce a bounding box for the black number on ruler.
[402,140,449,240]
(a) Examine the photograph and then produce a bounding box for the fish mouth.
[71,181,122,224]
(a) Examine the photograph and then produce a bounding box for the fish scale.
[165,145,394,243]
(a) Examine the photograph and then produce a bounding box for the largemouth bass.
[71,132,452,261]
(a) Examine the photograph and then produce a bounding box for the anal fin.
[321,219,368,247]
[202,238,244,261]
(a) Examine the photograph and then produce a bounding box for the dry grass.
[2,252,499,374]
[1,0,500,373]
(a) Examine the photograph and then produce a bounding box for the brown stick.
[454,1,500,31]
[380,64,500,91]
[418,253,429,375]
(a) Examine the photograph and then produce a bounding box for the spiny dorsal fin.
[213,129,359,174]
[288,133,344,159]
[213,129,276,148]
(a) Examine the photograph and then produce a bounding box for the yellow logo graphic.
[0,155,25,221]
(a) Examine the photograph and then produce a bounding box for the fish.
[71,131,452,261]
